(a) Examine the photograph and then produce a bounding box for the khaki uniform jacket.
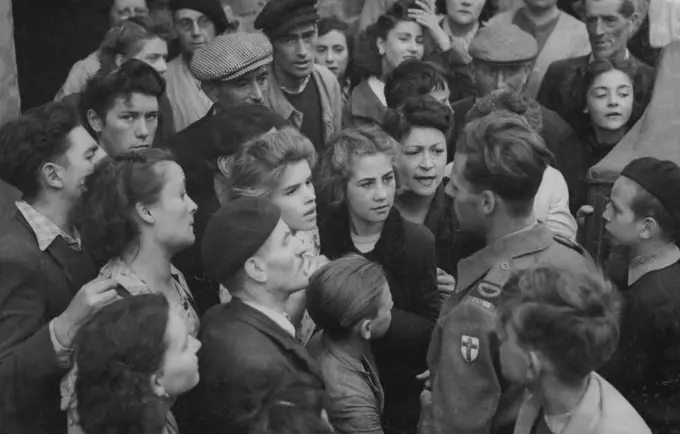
[265,64,343,146]
[420,223,593,434]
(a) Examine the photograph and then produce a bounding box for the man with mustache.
[0,102,118,434]
[537,0,655,133]
[165,0,235,132]
[81,59,165,156]
[255,0,343,153]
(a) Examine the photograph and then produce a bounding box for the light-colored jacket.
[165,57,212,132]
[265,64,342,146]
[55,51,101,101]
[514,373,652,434]
[488,9,591,98]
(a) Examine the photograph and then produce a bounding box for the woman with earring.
[344,0,426,127]
[306,255,393,434]
[316,125,440,434]
[75,293,202,434]
[61,148,200,433]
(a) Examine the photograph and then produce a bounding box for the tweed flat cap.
[622,157,680,231]
[171,0,230,35]
[190,33,273,82]
[255,0,319,39]
[202,197,282,284]
[469,24,538,65]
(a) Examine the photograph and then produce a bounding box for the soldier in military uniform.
[419,105,594,433]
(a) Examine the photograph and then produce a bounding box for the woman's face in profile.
[270,159,318,232]
[586,69,634,133]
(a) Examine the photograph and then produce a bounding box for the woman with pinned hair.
[226,127,328,345]
[75,293,201,434]
[345,0,427,127]
[316,125,440,433]
[61,148,200,433]
[383,95,485,294]
[497,265,652,434]
[306,254,393,434]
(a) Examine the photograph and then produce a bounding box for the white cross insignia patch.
[461,335,480,363]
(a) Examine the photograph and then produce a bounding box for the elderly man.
[486,0,591,98]
[599,158,680,434]
[55,0,151,100]
[175,196,322,433]
[165,0,235,132]
[537,0,656,133]
[449,24,579,166]
[255,0,342,153]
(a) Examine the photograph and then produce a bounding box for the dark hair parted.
[316,126,398,207]
[307,254,388,340]
[457,109,550,215]
[317,16,355,82]
[0,101,81,199]
[80,148,175,263]
[384,59,449,109]
[435,0,495,23]
[75,293,171,434]
[630,183,678,241]
[235,372,332,434]
[498,265,621,386]
[81,58,164,131]
[228,127,317,200]
[99,15,169,75]
[383,95,453,144]
[353,0,423,83]
[585,58,636,91]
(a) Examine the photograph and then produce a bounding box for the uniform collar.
[628,243,680,285]
[15,200,81,251]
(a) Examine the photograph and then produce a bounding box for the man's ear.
[41,161,64,191]
[479,190,496,216]
[244,256,268,284]
[216,155,233,178]
[87,109,103,134]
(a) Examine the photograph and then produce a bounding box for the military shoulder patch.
[461,335,480,363]
[553,233,587,256]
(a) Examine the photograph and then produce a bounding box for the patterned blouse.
[60,257,199,434]
[219,227,320,345]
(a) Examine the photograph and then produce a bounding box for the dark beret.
[469,23,538,65]
[171,0,230,35]
[621,157,680,232]
[254,0,319,39]
[202,197,282,284]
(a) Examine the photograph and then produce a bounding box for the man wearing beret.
[190,32,273,114]
[449,24,582,208]
[175,196,322,433]
[255,0,343,153]
[598,157,680,434]
[536,0,655,134]
[165,0,237,132]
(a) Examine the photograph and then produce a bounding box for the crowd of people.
[0,0,679,433]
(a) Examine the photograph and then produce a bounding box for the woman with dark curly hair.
[61,148,199,433]
[383,95,484,288]
[75,293,201,434]
[316,125,440,433]
[345,0,426,127]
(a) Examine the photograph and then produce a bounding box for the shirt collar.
[241,300,296,337]
[16,200,81,251]
[589,49,630,63]
[628,243,680,285]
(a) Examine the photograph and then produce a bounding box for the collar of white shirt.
[589,49,630,63]
[242,300,296,337]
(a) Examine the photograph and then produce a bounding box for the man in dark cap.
[175,196,322,433]
[191,32,273,113]
[449,24,580,177]
[255,0,342,153]
[161,104,289,315]
[165,0,238,131]
[598,157,680,434]
[537,0,655,134]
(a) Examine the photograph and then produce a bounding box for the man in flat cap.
[165,0,237,132]
[598,157,680,434]
[449,24,581,209]
[175,196,322,432]
[537,0,655,134]
[255,0,343,153]
[419,108,593,434]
